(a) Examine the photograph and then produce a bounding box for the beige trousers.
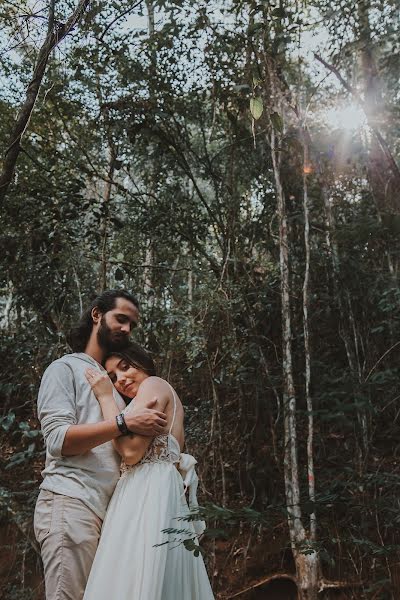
[34,490,102,600]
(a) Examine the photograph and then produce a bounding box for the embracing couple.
[34,289,214,600]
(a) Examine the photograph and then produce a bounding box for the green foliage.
[250,97,263,120]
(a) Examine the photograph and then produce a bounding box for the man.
[34,289,167,600]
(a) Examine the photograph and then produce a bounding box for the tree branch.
[99,2,143,41]
[0,0,91,203]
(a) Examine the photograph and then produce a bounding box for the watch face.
[116,413,129,435]
[116,414,124,432]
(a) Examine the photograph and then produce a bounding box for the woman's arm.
[85,370,170,463]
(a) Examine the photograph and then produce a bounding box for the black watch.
[116,413,130,436]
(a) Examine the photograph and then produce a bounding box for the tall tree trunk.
[270,121,319,599]
[302,130,316,543]
[143,0,156,314]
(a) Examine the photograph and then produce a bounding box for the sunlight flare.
[323,102,367,131]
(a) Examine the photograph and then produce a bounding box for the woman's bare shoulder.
[137,376,173,397]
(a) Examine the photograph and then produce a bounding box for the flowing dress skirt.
[83,460,215,600]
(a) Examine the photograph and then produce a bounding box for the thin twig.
[99,1,143,41]
[225,574,297,598]
[364,341,400,382]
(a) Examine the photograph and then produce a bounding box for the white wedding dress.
[83,385,215,600]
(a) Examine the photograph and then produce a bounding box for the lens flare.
[323,103,367,131]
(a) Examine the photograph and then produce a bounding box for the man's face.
[96,298,139,352]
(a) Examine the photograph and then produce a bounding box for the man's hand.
[124,397,167,436]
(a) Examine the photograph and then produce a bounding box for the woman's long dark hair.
[104,341,157,377]
[66,289,139,352]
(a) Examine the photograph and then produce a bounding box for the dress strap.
[166,381,177,434]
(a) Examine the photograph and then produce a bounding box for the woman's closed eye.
[108,372,116,383]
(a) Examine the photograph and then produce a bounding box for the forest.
[0,0,399,598]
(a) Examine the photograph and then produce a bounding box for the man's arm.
[62,419,121,456]
[62,399,167,456]
[38,361,77,459]
[38,361,167,458]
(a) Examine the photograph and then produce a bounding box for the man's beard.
[97,316,130,351]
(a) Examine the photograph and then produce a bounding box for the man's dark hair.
[66,289,139,352]
[104,341,157,377]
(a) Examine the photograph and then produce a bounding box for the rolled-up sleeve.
[38,361,77,458]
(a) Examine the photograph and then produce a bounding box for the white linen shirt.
[37,352,125,519]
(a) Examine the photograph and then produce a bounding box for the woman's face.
[105,356,149,398]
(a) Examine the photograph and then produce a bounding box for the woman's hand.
[85,368,114,402]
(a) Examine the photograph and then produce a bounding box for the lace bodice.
[120,433,181,476]
[120,381,180,476]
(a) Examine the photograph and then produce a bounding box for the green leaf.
[1,413,15,432]
[250,97,263,120]
[183,538,197,552]
[22,430,42,439]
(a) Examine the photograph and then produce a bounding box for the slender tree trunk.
[99,144,116,291]
[143,0,156,311]
[271,123,319,599]
[302,130,316,543]
[0,0,91,203]
[2,282,14,329]
[269,93,319,594]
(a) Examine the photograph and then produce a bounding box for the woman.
[82,342,214,600]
